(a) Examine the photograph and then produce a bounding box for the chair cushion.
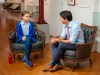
[12,41,43,51]
[81,26,94,43]
[64,50,76,57]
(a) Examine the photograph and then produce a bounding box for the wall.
[0,0,4,3]
[94,0,99,12]
[93,0,100,26]
[6,0,96,36]
[63,0,94,25]
[44,0,64,36]
[45,0,95,36]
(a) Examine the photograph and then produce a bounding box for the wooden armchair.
[63,23,97,71]
[8,24,46,62]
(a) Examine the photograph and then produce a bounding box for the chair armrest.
[8,31,16,45]
[76,40,94,59]
[8,35,13,51]
[35,29,46,45]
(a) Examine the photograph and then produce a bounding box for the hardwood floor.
[0,11,100,75]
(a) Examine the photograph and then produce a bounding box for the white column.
[37,24,50,44]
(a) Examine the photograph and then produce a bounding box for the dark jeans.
[51,42,76,66]
[19,37,33,58]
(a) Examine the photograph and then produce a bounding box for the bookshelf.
[25,0,39,19]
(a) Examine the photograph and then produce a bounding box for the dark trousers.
[51,42,76,66]
[19,37,32,58]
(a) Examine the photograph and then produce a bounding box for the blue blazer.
[16,21,37,43]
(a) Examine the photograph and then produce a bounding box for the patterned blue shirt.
[61,21,85,44]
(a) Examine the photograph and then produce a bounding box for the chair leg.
[34,54,38,59]
[89,58,92,65]
[17,55,21,60]
[71,61,74,71]
[76,62,79,69]
[13,55,15,62]
[41,51,44,58]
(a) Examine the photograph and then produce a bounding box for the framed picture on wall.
[77,0,90,8]
[67,0,75,6]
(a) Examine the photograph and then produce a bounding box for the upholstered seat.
[63,23,97,71]
[12,41,43,51]
[64,50,76,57]
[9,25,46,62]
[64,24,95,57]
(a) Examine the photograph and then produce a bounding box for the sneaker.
[22,55,28,62]
[24,60,33,67]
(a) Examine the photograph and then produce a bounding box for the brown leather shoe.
[43,64,54,72]
[50,64,63,72]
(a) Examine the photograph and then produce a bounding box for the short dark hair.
[21,10,30,16]
[60,10,73,21]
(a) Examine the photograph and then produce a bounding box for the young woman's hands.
[22,36,26,41]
